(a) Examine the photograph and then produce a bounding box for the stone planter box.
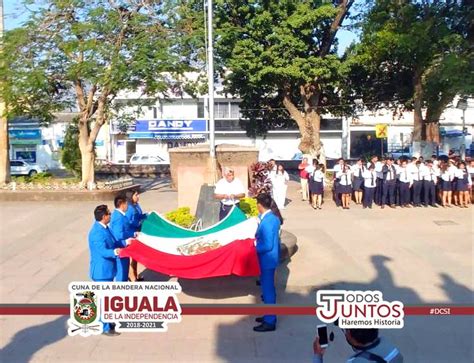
[0,184,141,202]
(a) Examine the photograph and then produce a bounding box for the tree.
[61,119,82,177]
[2,0,185,186]
[346,0,473,155]
[180,0,355,160]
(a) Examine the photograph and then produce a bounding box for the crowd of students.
[299,156,474,210]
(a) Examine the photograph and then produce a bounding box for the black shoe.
[255,317,264,323]
[423,204,428,208]
[253,323,276,332]
[256,280,261,286]
[103,330,121,337]
[431,204,438,208]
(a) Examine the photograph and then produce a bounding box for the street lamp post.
[456,98,468,160]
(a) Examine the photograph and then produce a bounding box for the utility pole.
[0,0,11,184]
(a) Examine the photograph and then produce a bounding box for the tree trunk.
[78,116,95,187]
[0,111,10,184]
[282,91,325,164]
[413,73,423,142]
[79,144,95,187]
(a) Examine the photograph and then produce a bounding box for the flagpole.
[207,0,215,159]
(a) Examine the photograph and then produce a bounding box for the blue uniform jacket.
[88,221,120,280]
[125,202,146,232]
[255,211,281,270]
[110,209,135,247]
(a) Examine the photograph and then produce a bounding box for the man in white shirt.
[397,160,413,207]
[214,167,246,220]
[408,160,424,207]
[422,159,439,207]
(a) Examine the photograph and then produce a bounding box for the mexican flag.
[120,207,260,279]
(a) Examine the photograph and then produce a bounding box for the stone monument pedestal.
[169,144,259,215]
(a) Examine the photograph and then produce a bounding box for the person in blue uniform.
[88,204,123,336]
[125,189,147,281]
[110,195,134,282]
[253,193,282,332]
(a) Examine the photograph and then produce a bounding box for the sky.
[3,0,359,54]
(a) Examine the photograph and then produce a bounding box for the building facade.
[8,95,473,169]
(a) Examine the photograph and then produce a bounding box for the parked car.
[10,160,45,176]
[129,154,169,165]
[389,146,411,159]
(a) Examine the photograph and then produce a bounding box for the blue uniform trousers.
[412,180,423,205]
[116,257,130,282]
[363,187,375,208]
[399,182,411,206]
[375,178,383,205]
[260,268,277,326]
[92,278,114,332]
[382,180,396,206]
[424,181,437,206]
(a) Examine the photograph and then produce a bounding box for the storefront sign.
[9,129,42,139]
[133,120,207,134]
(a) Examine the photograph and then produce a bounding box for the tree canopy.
[1,0,188,184]
[345,0,473,145]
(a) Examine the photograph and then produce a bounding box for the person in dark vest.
[313,328,403,363]
[381,158,397,209]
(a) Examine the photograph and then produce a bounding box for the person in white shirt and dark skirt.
[352,159,365,205]
[440,162,454,208]
[336,162,352,210]
[455,162,472,208]
[309,163,325,210]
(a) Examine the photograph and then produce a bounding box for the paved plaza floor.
[0,179,473,362]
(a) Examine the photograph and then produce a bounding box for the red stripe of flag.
[0,306,473,316]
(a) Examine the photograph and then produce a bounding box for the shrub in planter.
[165,207,196,228]
[240,197,258,217]
[248,161,272,197]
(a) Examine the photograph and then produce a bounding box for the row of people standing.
[88,189,146,335]
[332,156,473,209]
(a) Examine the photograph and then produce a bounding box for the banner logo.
[316,290,404,329]
[67,282,182,337]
